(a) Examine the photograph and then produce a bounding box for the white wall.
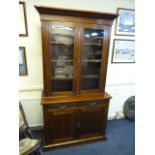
[19,0,135,127]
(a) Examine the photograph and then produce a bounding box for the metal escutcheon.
[59,105,67,109]
[89,102,96,106]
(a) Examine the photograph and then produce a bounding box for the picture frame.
[111,39,135,63]
[19,47,28,75]
[115,8,135,36]
[19,1,28,36]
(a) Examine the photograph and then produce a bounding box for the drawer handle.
[89,102,96,106]
[59,105,67,109]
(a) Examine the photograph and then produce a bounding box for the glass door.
[50,23,75,93]
[80,26,105,92]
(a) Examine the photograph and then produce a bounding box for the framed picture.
[19,47,28,75]
[111,39,135,63]
[19,2,28,36]
[115,8,135,36]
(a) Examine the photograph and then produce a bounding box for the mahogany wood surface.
[40,15,114,27]
[36,6,116,150]
[41,92,111,105]
[35,6,117,20]
[78,103,108,138]
[44,106,77,145]
[43,135,106,150]
[38,8,116,96]
[43,98,110,149]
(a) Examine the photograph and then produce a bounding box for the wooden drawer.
[77,100,108,107]
[44,103,77,110]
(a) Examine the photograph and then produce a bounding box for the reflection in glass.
[81,28,104,91]
[52,61,73,79]
[81,79,99,90]
[50,25,74,92]
[52,80,73,92]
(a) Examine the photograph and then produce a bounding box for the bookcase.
[36,6,117,150]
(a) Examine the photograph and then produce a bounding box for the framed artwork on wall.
[19,1,28,36]
[111,39,135,63]
[115,8,135,36]
[19,47,28,75]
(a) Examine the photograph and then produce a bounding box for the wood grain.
[37,6,116,150]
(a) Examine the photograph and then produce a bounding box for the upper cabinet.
[36,6,117,97]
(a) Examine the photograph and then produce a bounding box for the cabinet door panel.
[78,102,109,138]
[49,22,77,94]
[79,26,105,92]
[45,107,77,144]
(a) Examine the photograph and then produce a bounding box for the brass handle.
[59,105,67,109]
[89,102,96,106]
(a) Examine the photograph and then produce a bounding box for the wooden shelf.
[84,43,102,46]
[82,75,99,79]
[84,36,104,39]
[82,59,101,63]
[51,33,74,37]
[51,59,73,62]
[51,42,74,45]
[52,77,73,80]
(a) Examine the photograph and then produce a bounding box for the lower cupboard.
[42,94,111,150]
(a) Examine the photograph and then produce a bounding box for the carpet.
[33,118,135,155]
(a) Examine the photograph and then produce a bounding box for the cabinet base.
[43,135,106,151]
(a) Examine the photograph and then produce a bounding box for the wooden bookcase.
[36,6,117,150]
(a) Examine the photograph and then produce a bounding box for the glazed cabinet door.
[78,101,109,139]
[41,21,78,96]
[44,104,77,145]
[78,24,110,93]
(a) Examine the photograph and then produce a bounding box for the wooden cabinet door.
[41,21,78,96]
[78,101,109,139]
[77,23,111,94]
[44,104,77,145]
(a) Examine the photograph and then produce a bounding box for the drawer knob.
[89,102,96,106]
[59,105,67,109]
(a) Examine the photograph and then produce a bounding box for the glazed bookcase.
[36,6,117,150]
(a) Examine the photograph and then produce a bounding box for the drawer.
[44,103,77,110]
[78,100,108,107]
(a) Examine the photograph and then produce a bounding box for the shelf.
[82,75,99,79]
[84,36,104,39]
[51,33,74,38]
[51,42,74,45]
[84,43,102,46]
[51,59,73,62]
[52,77,73,80]
[82,59,101,63]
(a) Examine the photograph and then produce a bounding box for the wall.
[19,0,135,127]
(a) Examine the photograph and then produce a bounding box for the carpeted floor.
[33,118,135,155]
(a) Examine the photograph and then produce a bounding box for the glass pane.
[50,25,74,92]
[81,28,104,91]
